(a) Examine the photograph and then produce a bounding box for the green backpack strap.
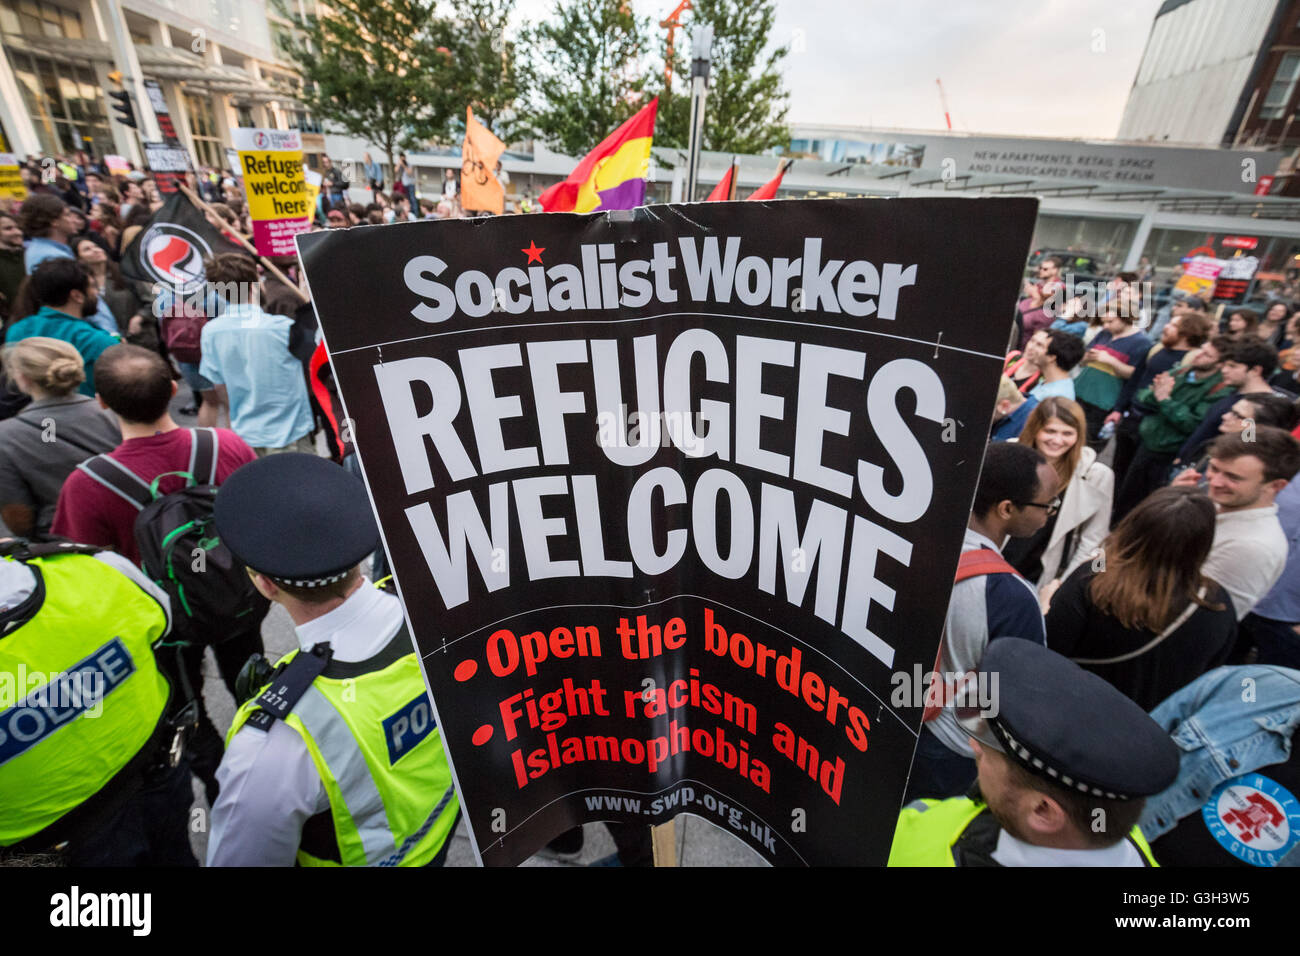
[147,470,196,499]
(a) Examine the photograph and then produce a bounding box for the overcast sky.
[515,0,1168,140]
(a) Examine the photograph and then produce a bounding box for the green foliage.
[522,0,656,157]
[273,0,458,168]
[445,0,523,142]
[270,0,789,168]
[657,0,791,155]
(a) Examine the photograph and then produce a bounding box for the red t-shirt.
[51,427,256,564]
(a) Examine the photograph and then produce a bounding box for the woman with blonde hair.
[1004,396,1114,595]
[0,336,119,537]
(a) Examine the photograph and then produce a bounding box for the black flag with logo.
[120,191,247,298]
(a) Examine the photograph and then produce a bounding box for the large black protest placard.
[298,197,1037,866]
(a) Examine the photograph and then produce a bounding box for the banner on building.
[143,141,191,195]
[0,154,25,201]
[231,127,310,256]
[298,197,1039,866]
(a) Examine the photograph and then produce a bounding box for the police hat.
[958,638,1179,801]
[214,454,379,588]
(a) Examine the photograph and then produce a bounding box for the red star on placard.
[523,241,545,265]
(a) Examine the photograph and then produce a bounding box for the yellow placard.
[240,150,309,220]
[1174,257,1222,298]
[0,154,26,201]
[304,168,321,217]
[232,129,311,256]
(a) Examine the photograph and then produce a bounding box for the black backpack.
[77,428,269,645]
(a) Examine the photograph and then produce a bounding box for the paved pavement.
[174,390,765,867]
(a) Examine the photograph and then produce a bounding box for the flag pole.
[178,183,309,303]
[684,25,714,201]
[652,819,678,867]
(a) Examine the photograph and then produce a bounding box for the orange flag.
[462,106,506,215]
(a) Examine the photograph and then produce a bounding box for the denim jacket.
[1139,666,1300,842]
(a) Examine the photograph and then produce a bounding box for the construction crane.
[936,77,953,131]
[660,0,693,92]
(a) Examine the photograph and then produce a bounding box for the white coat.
[1035,445,1114,591]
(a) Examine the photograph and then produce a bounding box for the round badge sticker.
[1202,774,1300,867]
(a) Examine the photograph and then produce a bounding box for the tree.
[445,0,523,142]
[274,0,459,172]
[657,0,791,155]
[522,0,656,157]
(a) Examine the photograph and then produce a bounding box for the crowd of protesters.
[917,263,1300,865]
[2,150,1300,869]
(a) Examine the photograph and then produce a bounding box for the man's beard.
[976,779,1038,844]
[83,294,100,316]
[1212,486,1261,510]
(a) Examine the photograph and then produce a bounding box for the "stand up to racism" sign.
[298,197,1038,866]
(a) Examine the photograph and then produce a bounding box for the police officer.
[206,454,460,866]
[0,539,195,865]
[889,638,1179,866]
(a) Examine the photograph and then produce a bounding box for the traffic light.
[106,72,137,129]
[108,90,136,128]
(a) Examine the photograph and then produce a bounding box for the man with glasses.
[905,442,1060,802]
[1172,339,1292,471]
[1018,256,1065,349]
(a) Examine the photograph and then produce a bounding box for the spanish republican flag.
[539,98,657,213]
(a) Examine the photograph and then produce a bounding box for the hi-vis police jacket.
[0,549,172,847]
[888,797,1159,867]
[208,581,459,867]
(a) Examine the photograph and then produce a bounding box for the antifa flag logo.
[120,192,242,293]
[140,223,211,292]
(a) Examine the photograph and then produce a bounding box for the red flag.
[705,160,737,201]
[747,159,789,201]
